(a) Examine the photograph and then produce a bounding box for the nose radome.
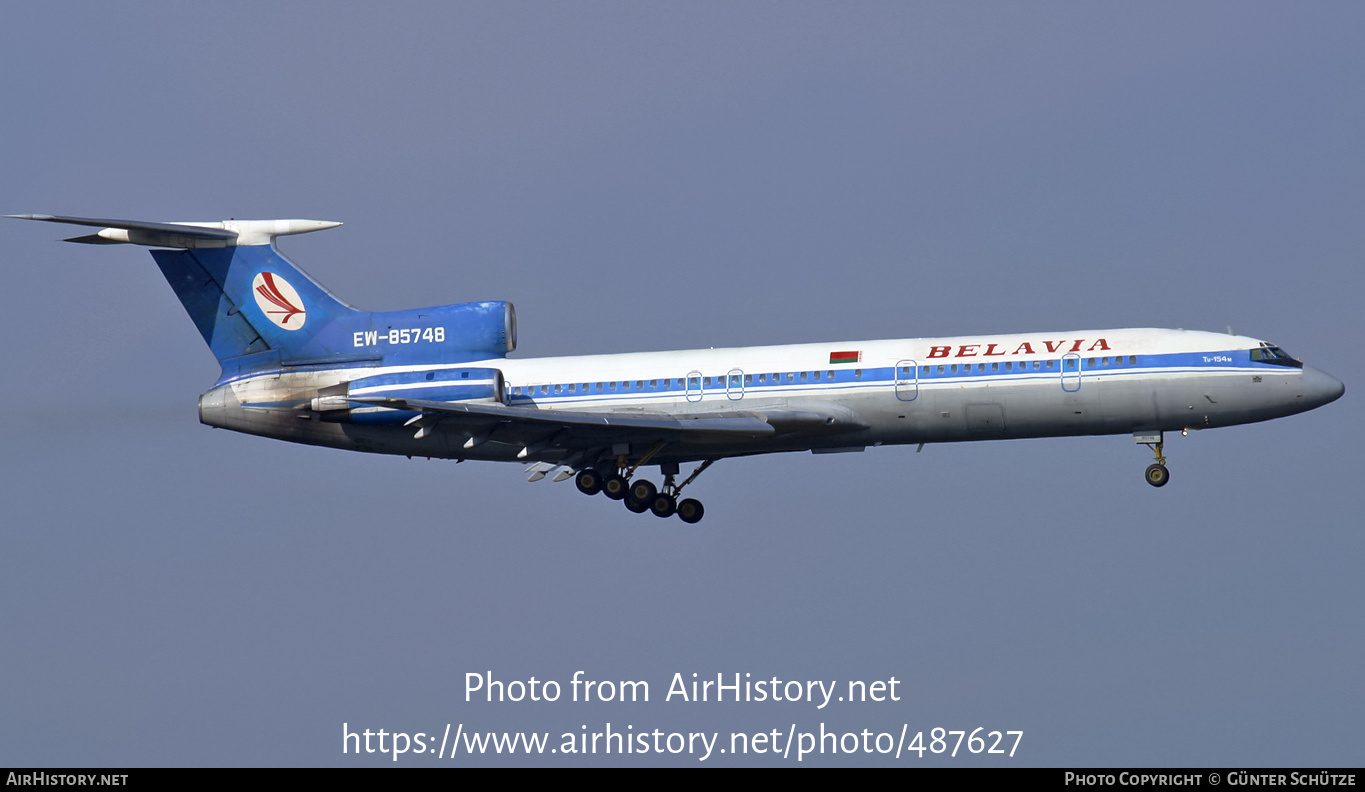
[1302,365,1345,408]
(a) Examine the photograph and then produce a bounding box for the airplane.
[9,213,1346,523]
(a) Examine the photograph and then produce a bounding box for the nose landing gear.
[1135,430,1170,488]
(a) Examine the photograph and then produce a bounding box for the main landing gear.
[1135,431,1170,488]
[575,457,715,523]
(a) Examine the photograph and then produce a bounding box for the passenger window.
[1005,362,1012,371]
[1129,355,1137,365]
[569,384,576,393]
[937,365,945,374]
[991,362,999,372]
[759,374,766,383]
[650,380,657,389]
[635,381,643,389]
[609,382,617,391]
[555,384,563,394]
[745,375,753,385]
[1047,361,1055,370]
[855,369,862,379]
[951,365,958,373]
[800,372,807,382]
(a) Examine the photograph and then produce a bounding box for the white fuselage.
[199,327,1340,465]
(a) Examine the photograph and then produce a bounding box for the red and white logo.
[252,272,306,330]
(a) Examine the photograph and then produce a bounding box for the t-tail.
[8,215,517,381]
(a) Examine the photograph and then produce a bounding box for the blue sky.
[2,2,1361,766]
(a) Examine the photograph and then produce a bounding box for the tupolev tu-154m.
[10,214,1345,523]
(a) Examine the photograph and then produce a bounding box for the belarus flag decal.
[829,350,861,364]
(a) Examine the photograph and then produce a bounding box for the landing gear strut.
[573,456,717,523]
[1135,431,1170,488]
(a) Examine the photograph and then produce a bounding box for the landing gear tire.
[629,479,657,503]
[602,474,629,500]
[624,496,650,513]
[575,468,604,496]
[1145,463,1170,488]
[677,498,705,524]
[650,493,677,518]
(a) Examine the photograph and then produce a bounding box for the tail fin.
[12,214,518,380]
[10,215,359,375]
[149,243,363,367]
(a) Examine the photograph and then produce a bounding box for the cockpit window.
[1250,344,1303,368]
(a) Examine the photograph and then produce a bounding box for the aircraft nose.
[1302,365,1345,408]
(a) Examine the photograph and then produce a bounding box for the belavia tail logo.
[252,272,306,330]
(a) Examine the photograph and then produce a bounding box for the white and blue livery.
[10,214,1345,523]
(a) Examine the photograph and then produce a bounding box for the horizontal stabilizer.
[7,214,340,248]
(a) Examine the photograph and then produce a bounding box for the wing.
[350,396,773,437]
[347,396,867,458]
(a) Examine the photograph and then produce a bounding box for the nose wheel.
[1145,463,1170,487]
